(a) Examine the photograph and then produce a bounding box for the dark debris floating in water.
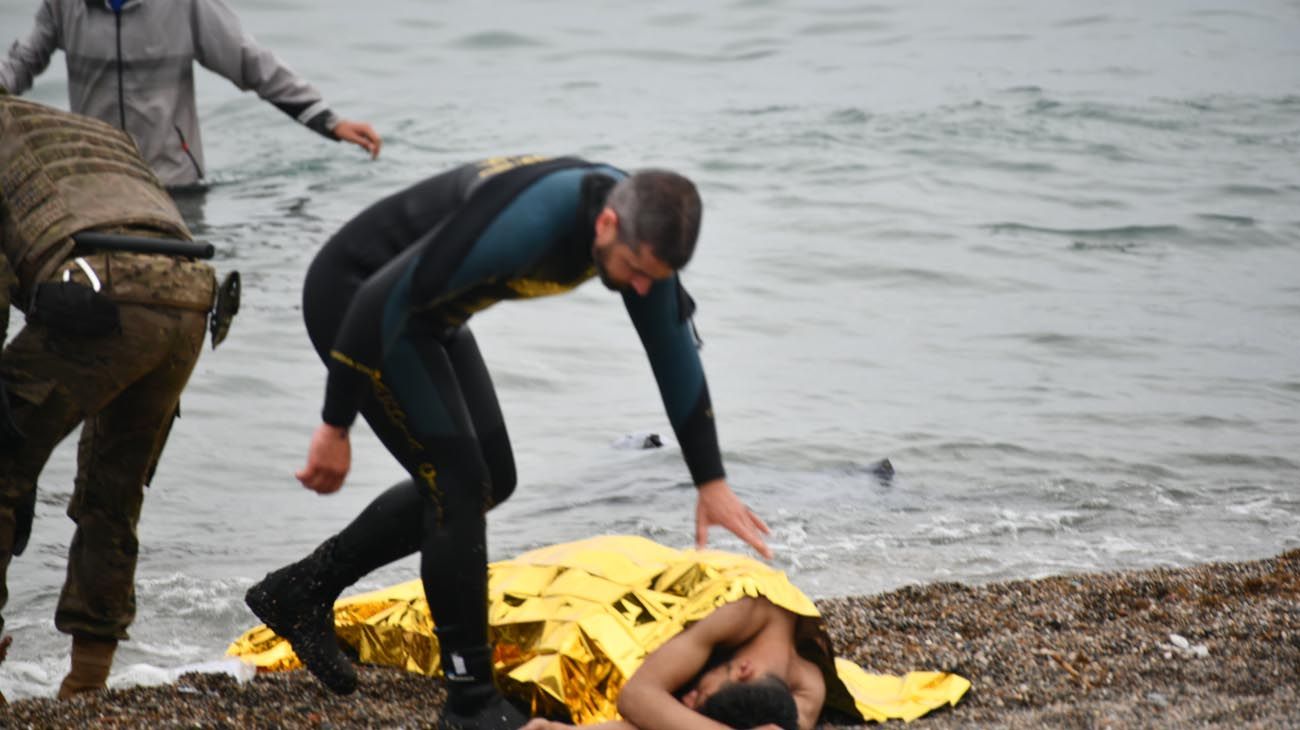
[869,458,895,485]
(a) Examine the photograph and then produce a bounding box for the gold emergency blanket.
[229,535,969,723]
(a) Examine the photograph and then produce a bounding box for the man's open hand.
[333,119,382,159]
[694,479,772,559]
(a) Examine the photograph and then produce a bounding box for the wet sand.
[3,549,1296,729]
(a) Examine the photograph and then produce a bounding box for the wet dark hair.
[605,169,702,270]
[697,674,799,730]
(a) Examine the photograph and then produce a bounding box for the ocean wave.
[449,31,545,49]
[136,574,254,621]
[551,47,780,65]
[1216,183,1282,197]
[985,222,1182,239]
[797,19,892,36]
[1175,452,1299,471]
[1053,14,1118,28]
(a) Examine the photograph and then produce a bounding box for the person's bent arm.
[293,243,422,494]
[297,251,415,493]
[190,0,381,157]
[522,717,785,722]
[0,0,60,95]
[303,180,491,488]
[520,599,782,730]
[517,717,639,722]
[618,599,769,730]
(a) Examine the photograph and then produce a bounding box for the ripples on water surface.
[2,0,1297,698]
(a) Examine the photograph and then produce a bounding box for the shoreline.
[2,549,1296,728]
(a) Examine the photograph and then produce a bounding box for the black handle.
[72,232,215,259]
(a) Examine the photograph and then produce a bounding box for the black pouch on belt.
[29,281,122,337]
[210,270,241,349]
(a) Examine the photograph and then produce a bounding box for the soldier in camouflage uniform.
[0,94,215,699]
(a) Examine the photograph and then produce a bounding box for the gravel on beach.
[2,549,1296,729]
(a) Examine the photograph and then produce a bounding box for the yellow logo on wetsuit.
[330,351,427,454]
[329,350,380,379]
[418,463,446,522]
[475,155,551,179]
[506,275,591,298]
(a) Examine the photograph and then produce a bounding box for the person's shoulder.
[700,596,788,633]
[43,0,78,16]
[746,594,798,619]
[587,161,626,176]
[686,596,765,632]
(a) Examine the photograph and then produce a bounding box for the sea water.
[0,0,1296,700]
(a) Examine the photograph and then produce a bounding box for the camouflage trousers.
[0,253,212,641]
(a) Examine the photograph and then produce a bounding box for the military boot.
[244,536,361,694]
[437,646,528,730]
[57,635,117,700]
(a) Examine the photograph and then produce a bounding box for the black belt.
[68,230,239,348]
[72,231,215,259]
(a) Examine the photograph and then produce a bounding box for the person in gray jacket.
[0,0,382,188]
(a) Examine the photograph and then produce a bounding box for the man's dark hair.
[698,674,799,730]
[605,169,702,270]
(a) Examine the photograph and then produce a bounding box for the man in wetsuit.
[245,154,772,730]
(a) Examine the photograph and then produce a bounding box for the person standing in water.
[0,0,381,188]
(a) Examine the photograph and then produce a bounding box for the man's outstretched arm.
[190,0,381,157]
[623,278,772,558]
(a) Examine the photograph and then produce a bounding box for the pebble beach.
[1,549,1295,729]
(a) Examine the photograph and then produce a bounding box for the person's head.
[696,674,799,730]
[591,169,702,296]
[679,657,798,730]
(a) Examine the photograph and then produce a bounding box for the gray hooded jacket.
[0,0,343,187]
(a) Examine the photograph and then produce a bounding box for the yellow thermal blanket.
[229,535,969,723]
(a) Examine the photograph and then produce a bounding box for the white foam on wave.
[0,659,59,702]
[111,658,257,691]
[135,573,252,620]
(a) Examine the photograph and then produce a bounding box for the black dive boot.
[437,647,528,730]
[245,536,360,694]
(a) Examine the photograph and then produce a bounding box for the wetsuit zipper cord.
[115,12,125,130]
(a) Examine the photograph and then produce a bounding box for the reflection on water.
[169,186,211,235]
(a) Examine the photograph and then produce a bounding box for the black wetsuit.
[301,156,723,659]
